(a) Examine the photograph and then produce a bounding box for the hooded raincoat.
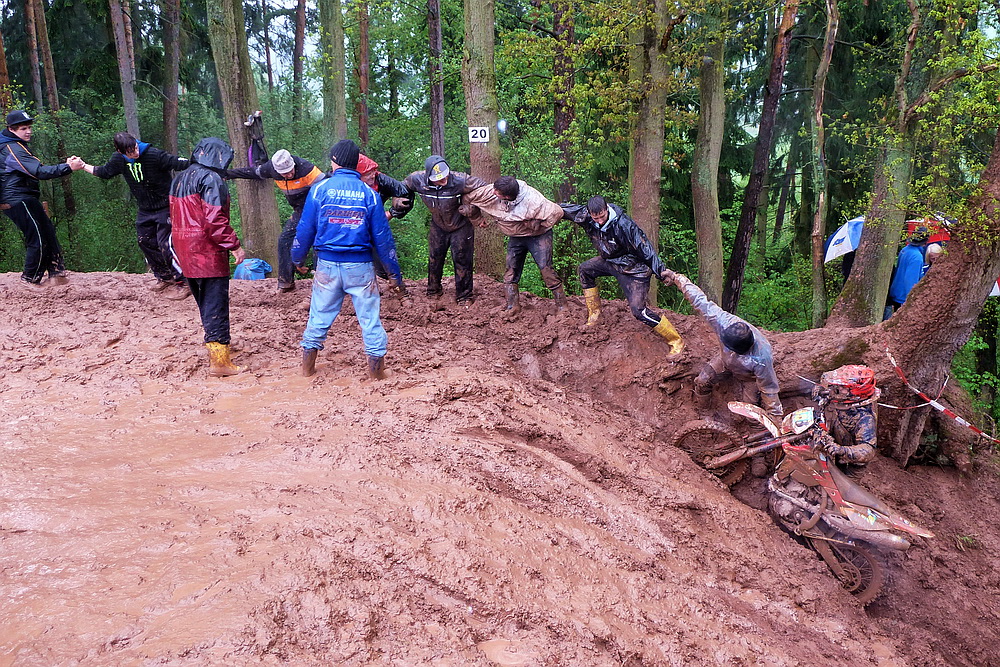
[169,138,241,279]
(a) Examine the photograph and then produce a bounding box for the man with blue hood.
[169,137,246,377]
[397,155,488,304]
[74,132,190,298]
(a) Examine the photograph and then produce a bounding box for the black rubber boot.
[368,355,386,380]
[504,284,520,315]
[302,349,318,377]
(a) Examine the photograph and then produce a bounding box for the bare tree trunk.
[24,0,44,115]
[809,0,839,327]
[0,26,11,113]
[387,47,399,119]
[292,0,305,124]
[262,0,274,92]
[721,0,799,312]
[552,0,575,202]
[462,0,504,279]
[428,0,445,156]
[122,0,136,69]
[772,147,797,246]
[206,0,281,269]
[32,0,75,217]
[690,13,725,301]
[110,0,141,138]
[319,0,347,141]
[354,0,370,148]
[161,0,180,155]
[629,0,683,307]
[753,166,770,267]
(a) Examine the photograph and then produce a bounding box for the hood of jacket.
[0,129,23,146]
[126,140,151,163]
[424,154,448,181]
[190,137,234,170]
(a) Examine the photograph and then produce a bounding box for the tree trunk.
[428,0,445,156]
[319,0,347,141]
[462,0,504,279]
[0,26,11,113]
[753,166,770,267]
[629,0,682,307]
[24,0,44,115]
[206,0,281,269]
[387,48,399,119]
[32,0,75,217]
[721,0,800,312]
[809,0,839,327]
[690,13,725,301]
[826,140,912,326]
[552,0,575,202]
[292,0,306,124]
[262,0,274,92]
[122,0,136,70]
[794,153,812,258]
[356,0,370,148]
[110,0,141,138]
[772,148,796,246]
[161,0,180,154]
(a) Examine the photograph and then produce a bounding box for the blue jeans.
[301,259,387,357]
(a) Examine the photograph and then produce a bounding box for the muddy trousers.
[504,228,562,292]
[4,198,65,284]
[136,208,183,284]
[695,356,783,416]
[276,213,301,286]
[579,257,659,327]
[427,222,474,302]
[188,276,231,345]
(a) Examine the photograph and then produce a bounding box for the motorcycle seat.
[829,464,890,514]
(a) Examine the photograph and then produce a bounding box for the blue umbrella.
[824,216,865,263]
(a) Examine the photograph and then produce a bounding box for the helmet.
[820,365,877,400]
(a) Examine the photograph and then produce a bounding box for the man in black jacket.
[561,196,684,354]
[224,149,326,291]
[74,132,190,298]
[0,110,83,287]
[398,155,487,303]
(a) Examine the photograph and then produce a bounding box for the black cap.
[329,139,360,170]
[5,110,34,127]
[721,322,754,355]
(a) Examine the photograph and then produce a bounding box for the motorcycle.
[670,398,934,604]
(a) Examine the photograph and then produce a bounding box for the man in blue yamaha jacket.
[292,139,406,380]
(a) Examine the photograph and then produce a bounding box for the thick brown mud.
[1,272,998,666]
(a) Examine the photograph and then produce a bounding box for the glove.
[820,435,846,457]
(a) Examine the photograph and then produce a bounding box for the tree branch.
[905,63,1000,122]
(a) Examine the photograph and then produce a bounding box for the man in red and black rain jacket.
[169,137,245,377]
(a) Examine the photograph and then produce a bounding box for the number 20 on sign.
[468,127,490,143]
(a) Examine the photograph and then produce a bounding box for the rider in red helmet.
[812,365,879,476]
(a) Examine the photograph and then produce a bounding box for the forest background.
[1,0,999,441]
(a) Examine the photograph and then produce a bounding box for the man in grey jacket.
[662,269,782,417]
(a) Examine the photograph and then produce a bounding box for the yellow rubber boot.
[583,287,602,326]
[653,315,685,355]
[206,342,242,377]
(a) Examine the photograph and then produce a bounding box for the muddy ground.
[1,271,998,666]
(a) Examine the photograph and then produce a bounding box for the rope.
[884,348,1000,445]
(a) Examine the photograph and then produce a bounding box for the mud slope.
[1,272,997,666]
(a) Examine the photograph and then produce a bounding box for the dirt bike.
[671,399,934,604]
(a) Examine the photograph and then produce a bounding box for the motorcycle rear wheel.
[670,420,747,486]
[813,540,885,605]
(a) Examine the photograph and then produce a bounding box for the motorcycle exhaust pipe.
[707,439,788,469]
[824,516,912,551]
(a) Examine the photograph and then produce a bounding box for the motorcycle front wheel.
[811,539,885,605]
[670,420,747,486]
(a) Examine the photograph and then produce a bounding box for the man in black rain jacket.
[0,110,82,286]
[75,132,190,297]
[398,155,487,303]
[561,196,684,354]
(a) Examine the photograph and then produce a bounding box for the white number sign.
[468,126,490,143]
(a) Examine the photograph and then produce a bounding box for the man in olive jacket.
[398,155,487,303]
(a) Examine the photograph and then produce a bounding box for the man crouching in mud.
[662,270,782,414]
